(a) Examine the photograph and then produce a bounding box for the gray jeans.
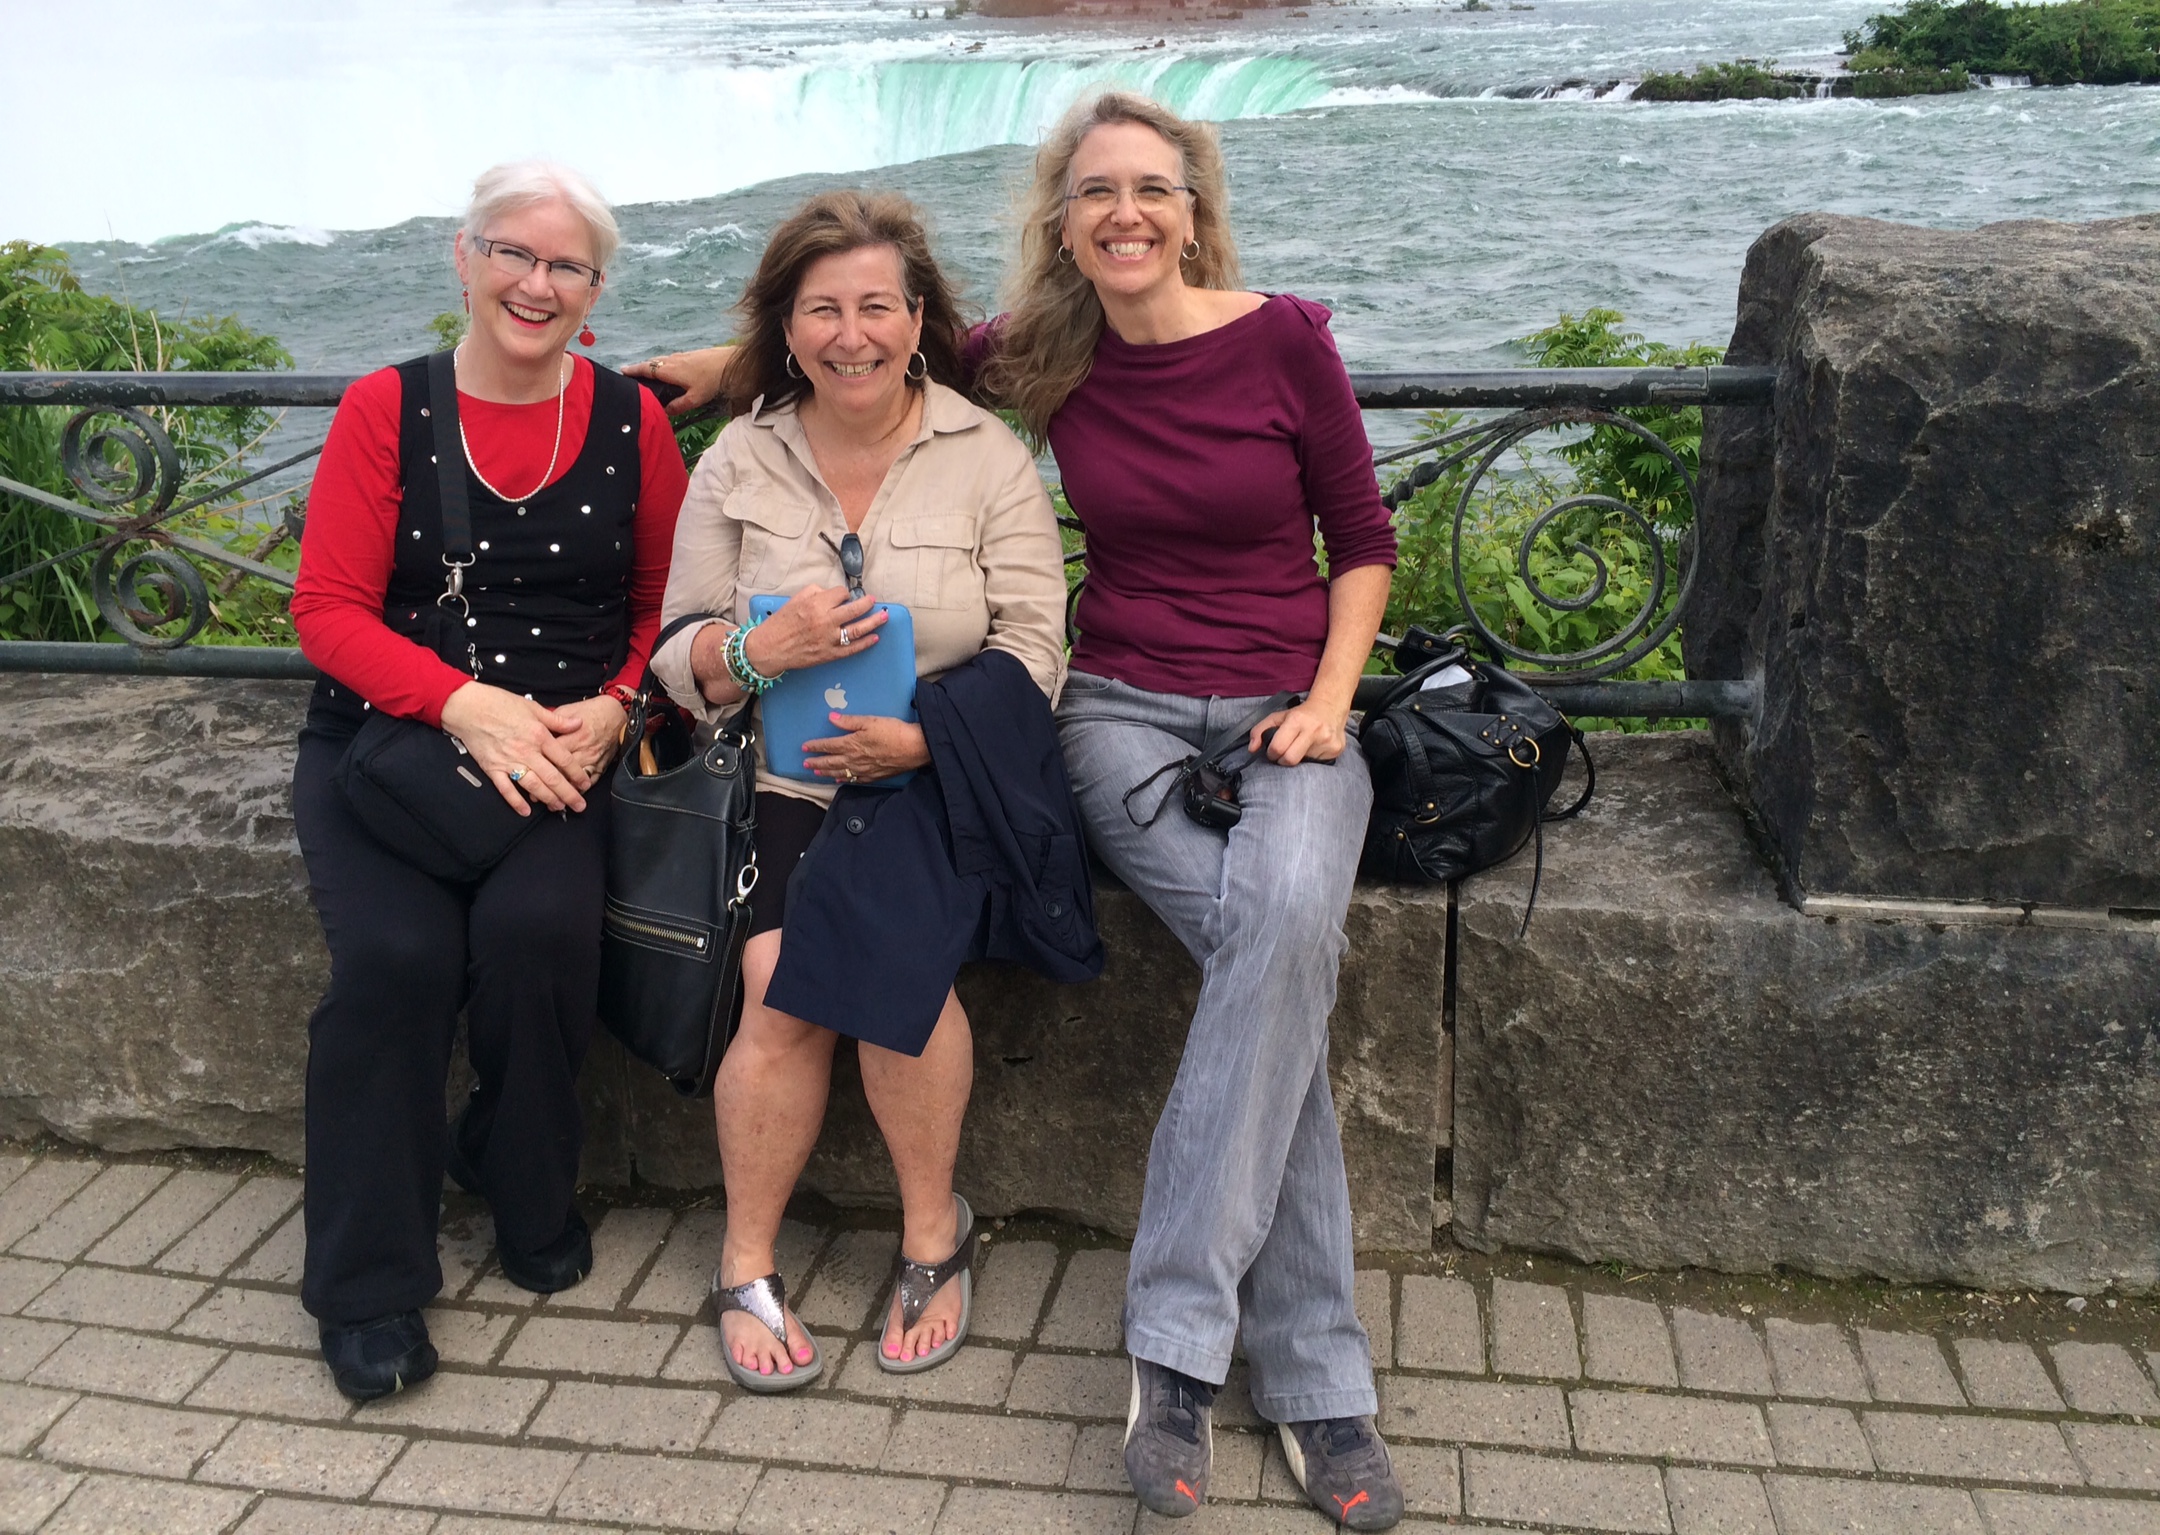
[1057,671,1377,1423]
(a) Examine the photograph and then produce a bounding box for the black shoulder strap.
[426,349,473,562]
[1198,691,1301,773]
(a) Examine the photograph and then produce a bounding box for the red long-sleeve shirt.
[293,358,687,726]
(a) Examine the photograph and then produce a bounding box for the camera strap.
[1121,691,1300,829]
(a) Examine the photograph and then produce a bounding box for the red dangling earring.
[577,323,596,348]
[461,287,470,314]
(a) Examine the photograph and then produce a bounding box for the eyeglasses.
[473,236,603,289]
[1063,181,1193,213]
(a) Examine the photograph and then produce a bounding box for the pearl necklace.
[455,345,569,504]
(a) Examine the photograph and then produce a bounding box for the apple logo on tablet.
[825,685,848,710]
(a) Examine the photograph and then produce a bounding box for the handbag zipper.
[605,911,710,955]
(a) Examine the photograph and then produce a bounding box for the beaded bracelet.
[724,618,782,695]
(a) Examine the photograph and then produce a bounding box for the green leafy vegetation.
[0,242,296,644]
[1378,310,1721,730]
[2,251,728,645]
[1846,0,2160,85]
[1846,63,1973,94]
[1635,59,1813,100]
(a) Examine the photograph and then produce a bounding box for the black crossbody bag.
[598,614,760,1097]
[334,350,541,882]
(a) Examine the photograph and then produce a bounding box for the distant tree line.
[1638,0,2159,101]
[1847,0,2160,85]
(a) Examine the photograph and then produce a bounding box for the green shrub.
[1635,59,1809,100]
[0,242,295,644]
[1849,65,1972,94]
[1375,311,1722,730]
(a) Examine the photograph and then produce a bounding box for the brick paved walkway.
[2,1144,2159,1533]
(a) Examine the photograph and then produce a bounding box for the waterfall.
[805,54,1330,170]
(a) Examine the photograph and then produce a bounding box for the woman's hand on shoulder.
[1249,697,1351,767]
[624,346,735,417]
[438,682,594,815]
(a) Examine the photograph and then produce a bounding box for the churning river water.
[12,0,2160,376]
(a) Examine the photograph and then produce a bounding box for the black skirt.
[746,791,830,940]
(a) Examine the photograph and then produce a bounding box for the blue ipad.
[748,596,918,785]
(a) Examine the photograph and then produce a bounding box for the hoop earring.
[1181,239,1201,262]
[784,352,804,380]
[1056,245,1075,265]
[907,350,928,382]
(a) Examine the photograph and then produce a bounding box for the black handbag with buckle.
[597,613,760,1097]
[333,349,541,882]
[1357,626,1594,932]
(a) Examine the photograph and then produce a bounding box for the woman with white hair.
[290,159,687,1401]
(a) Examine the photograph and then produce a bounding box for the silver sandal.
[712,1271,823,1393]
[876,1193,975,1375]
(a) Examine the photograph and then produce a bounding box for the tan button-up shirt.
[652,380,1068,805]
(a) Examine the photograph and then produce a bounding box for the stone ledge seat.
[3,673,2153,1286]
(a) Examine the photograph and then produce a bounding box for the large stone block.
[0,674,1444,1251]
[0,674,320,1156]
[1690,212,2160,907]
[1452,732,2160,1294]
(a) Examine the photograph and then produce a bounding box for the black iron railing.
[0,366,1773,717]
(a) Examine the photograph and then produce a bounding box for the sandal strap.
[893,1206,975,1334]
[714,1272,792,1347]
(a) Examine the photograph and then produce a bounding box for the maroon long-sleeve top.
[1024,294,1397,698]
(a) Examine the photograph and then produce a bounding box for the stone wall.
[1450,733,2160,1295]
[1689,211,2160,908]
[0,673,1447,1252]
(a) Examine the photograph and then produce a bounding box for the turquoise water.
[16,0,2160,375]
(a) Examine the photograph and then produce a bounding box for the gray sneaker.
[1278,1417,1405,1531]
[1123,1356,1216,1517]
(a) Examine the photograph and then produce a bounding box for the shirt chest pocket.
[724,489,814,599]
[886,514,981,611]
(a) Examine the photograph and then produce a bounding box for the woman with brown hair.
[636,98,1401,1525]
[645,190,1072,1392]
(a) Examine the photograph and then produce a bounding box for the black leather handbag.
[1357,627,1593,930]
[334,350,539,882]
[597,613,759,1097]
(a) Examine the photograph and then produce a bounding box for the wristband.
[602,682,640,707]
[725,618,782,695]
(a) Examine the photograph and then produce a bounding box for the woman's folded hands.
[440,681,624,815]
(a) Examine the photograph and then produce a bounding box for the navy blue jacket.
[762,649,1104,1056]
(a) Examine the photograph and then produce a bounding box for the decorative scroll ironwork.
[1376,406,1696,685]
[0,398,316,651]
[0,368,1769,716]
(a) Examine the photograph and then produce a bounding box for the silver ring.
[508,766,526,784]
[838,626,852,647]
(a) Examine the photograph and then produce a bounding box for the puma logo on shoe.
[1175,1480,1198,1504]
[1335,1490,1371,1515]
